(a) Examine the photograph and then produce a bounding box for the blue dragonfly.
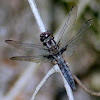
[5,5,91,90]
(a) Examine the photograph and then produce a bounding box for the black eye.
[45,34,48,37]
[45,33,50,38]
[40,34,44,37]
[43,42,47,46]
[40,37,44,42]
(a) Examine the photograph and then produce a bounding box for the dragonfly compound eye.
[40,33,45,42]
[43,42,47,46]
[45,33,50,38]
[40,37,44,42]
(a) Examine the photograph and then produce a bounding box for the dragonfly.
[5,5,91,90]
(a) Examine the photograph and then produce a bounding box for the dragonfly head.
[40,31,54,46]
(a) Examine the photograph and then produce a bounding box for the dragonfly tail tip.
[10,57,16,60]
[5,40,13,43]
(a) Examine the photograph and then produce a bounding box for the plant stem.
[28,0,46,32]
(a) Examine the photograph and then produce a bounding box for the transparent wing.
[57,5,78,49]
[61,19,92,57]
[5,40,50,62]
[10,56,49,63]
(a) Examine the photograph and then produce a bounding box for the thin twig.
[73,75,100,96]
[28,0,46,32]
[31,65,56,100]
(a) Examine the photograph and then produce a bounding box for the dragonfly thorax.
[40,31,59,55]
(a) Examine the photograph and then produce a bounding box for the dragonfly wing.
[61,19,92,57]
[10,56,50,63]
[5,40,50,57]
[57,5,78,49]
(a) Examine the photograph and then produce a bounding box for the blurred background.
[0,0,100,100]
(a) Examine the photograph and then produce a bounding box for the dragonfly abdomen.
[56,56,76,90]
